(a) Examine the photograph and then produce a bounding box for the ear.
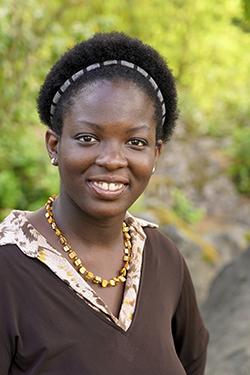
[45,129,60,160]
[155,139,163,160]
[152,140,163,174]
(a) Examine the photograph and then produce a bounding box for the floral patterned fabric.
[0,210,157,331]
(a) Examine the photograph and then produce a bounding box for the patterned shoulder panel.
[0,210,55,257]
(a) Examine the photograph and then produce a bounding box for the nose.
[95,141,128,170]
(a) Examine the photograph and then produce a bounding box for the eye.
[127,138,147,148]
[76,134,98,144]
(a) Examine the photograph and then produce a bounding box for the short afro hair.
[38,32,178,142]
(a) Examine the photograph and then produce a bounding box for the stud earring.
[51,157,58,166]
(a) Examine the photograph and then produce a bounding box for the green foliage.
[0,0,249,218]
[130,189,205,225]
[170,188,204,225]
[228,127,250,194]
[0,126,59,216]
[130,195,147,215]
[245,230,250,244]
[244,0,250,21]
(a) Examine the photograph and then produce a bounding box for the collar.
[0,210,158,258]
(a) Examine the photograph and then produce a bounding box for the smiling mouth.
[92,181,125,192]
[87,180,128,199]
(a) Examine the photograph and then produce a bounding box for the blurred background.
[0,0,249,373]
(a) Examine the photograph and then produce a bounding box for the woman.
[0,32,208,374]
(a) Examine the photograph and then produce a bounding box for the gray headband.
[50,60,166,125]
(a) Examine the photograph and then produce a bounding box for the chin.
[81,201,132,220]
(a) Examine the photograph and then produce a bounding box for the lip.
[87,180,128,200]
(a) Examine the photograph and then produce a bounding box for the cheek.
[130,152,155,176]
[57,157,82,187]
[134,149,155,173]
[134,165,153,182]
[58,144,93,172]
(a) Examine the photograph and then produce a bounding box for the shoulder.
[144,225,177,248]
[144,226,184,267]
[0,210,39,277]
[0,244,30,297]
[0,210,27,245]
[127,212,185,274]
[0,210,25,268]
[0,210,42,258]
[0,243,28,272]
[127,212,179,252]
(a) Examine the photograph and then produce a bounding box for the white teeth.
[92,181,124,192]
[109,183,115,191]
[102,182,109,190]
[109,182,123,191]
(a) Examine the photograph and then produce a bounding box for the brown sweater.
[0,228,208,375]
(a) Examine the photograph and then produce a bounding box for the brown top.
[0,210,157,331]
[0,214,208,374]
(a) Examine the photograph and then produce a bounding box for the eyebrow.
[75,120,150,133]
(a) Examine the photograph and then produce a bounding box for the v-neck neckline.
[37,235,149,336]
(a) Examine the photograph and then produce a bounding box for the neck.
[52,193,126,249]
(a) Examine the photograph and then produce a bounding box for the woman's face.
[47,79,162,219]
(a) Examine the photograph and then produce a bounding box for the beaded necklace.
[45,195,132,288]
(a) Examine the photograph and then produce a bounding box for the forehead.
[64,79,156,129]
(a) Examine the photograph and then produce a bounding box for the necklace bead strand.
[45,196,132,288]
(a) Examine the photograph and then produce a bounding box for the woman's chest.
[12,284,185,375]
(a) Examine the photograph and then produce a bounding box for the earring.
[152,166,156,174]
[51,157,58,166]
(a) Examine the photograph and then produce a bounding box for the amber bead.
[85,272,94,280]
[63,245,70,252]
[109,279,116,287]
[60,236,67,245]
[68,251,77,259]
[120,267,127,276]
[101,279,108,288]
[118,275,126,283]
[124,262,130,270]
[78,266,86,275]
[74,258,82,267]
[125,241,132,249]
[93,276,102,284]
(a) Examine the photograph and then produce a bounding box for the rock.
[204,226,248,267]
[161,224,202,257]
[161,224,216,304]
[202,247,250,375]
